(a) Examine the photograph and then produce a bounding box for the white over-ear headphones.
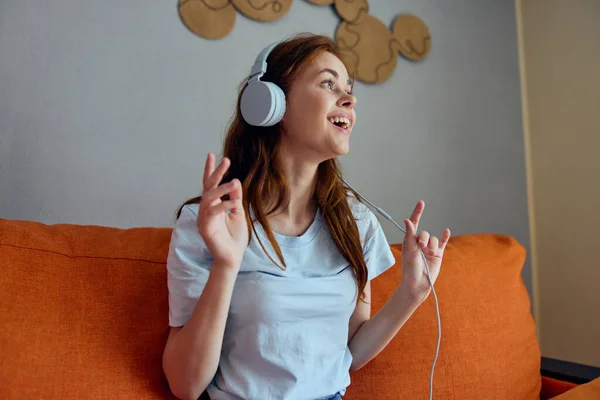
[240,42,286,127]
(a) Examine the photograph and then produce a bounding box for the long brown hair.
[177,33,370,302]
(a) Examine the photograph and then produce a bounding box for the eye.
[321,79,336,90]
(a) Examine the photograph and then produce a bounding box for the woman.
[162,33,451,400]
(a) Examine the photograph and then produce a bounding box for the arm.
[163,154,248,400]
[162,265,237,400]
[348,201,451,372]
[348,282,420,371]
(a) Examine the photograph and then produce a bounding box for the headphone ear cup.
[240,81,286,127]
[268,82,286,126]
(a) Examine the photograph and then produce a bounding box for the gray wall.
[0,1,531,297]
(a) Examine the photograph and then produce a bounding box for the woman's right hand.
[197,152,249,271]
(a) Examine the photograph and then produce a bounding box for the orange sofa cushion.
[0,219,541,399]
[345,234,542,399]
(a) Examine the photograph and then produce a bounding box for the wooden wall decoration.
[178,0,237,40]
[231,0,293,22]
[178,0,431,84]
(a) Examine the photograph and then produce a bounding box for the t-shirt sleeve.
[166,203,213,327]
[364,214,396,281]
[352,199,396,281]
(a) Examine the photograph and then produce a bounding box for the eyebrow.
[319,68,353,87]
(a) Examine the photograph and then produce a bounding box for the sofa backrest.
[0,218,541,399]
[0,219,175,399]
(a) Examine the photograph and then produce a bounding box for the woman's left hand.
[400,200,451,304]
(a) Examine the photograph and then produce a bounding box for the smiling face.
[278,51,357,164]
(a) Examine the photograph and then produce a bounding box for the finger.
[207,200,239,217]
[201,180,237,206]
[428,236,439,253]
[225,179,244,216]
[439,229,451,250]
[205,157,231,192]
[207,157,230,190]
[228,181,245,216]
[404,219,417,237]
[228,179,243,202]
[403,219,416,249]
[417,231,430,249]
[202,153,215,191]
[409,200,425,230]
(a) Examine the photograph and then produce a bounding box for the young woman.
[162,33,451,400]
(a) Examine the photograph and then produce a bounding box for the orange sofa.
[0,217,583,399]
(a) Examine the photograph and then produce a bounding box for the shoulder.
[346,193,378,226]
[345,193,380,245]
[168,202,209,265]
[171,203,201,242]
[178,202,200,220]
[345,192,395,279]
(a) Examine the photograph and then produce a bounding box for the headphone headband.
[249,42,279,81]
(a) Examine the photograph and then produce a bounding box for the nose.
[338,93,357,109]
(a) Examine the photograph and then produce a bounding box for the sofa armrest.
[541,376,578,400]
[546,377,600,399]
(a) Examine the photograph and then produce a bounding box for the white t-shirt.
[166,197,396,400]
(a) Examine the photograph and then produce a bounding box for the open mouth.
[328,116,351,130]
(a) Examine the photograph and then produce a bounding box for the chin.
[333,138,351,156]
[338,145,350,155]
[330,145,350,159]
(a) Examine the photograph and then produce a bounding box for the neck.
[274,151,319,223]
